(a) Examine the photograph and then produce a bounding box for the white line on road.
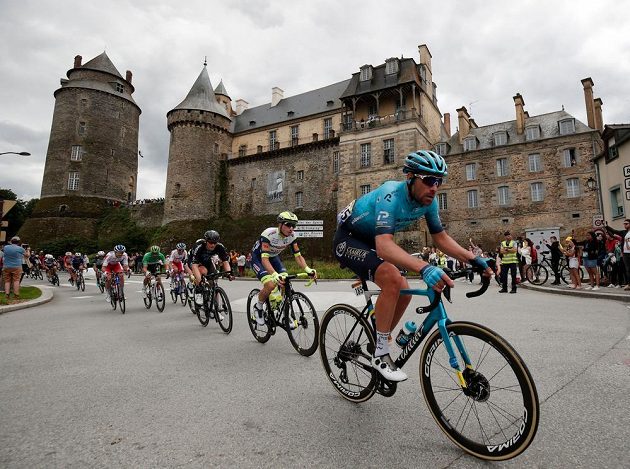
[71,296,94,299]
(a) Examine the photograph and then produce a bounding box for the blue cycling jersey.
[337,180,443,238]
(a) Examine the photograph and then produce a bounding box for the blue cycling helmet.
[402,150,447,176]
[176,242,186,250]
[114,244,126,253]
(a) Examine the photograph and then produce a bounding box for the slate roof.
[232,79,350,133]
[78,52,123,79]
[444,110,594,153]
[214,79,229,97]
[340,58,421,99]
[170,66,230,119]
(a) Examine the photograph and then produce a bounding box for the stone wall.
[128,202,164,228]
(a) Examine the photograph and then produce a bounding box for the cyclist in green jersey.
[142,245,170,298]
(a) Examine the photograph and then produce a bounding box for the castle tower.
[19,52,141,247]
[214,79,234,117]
[41,52,141,202]
[163,64,232,224]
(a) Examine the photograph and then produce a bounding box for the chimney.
[513,93,526,135]
[594,98,604,131]
[271,87,284,107]
[418,44,432,72]
[469,118,478,129]
[235,99,249,115]
[443,113,451,137]
[457,107,471,144]
[581,77,596,129]
[125,70,133,84]
[74,55,82,68]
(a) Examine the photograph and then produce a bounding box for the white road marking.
[71,296,94,299]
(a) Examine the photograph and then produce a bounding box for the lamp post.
[0,151,30,156]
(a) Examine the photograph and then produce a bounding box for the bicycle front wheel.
[246,289,272,343]
[155,283,165,312]
[80,276,85,292]
[319,304,377,403]
[110,287,117,310]
[119,286,126,314]
[214,287,233,334]
[525,264,548,285]
[419,321,539,461]
[285,292,319,356]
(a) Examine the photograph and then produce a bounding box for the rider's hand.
[420,265,453,291]
[470,256,493,277]
[304,266,317,278]
[226,271,234,281]
[270,272,282,285]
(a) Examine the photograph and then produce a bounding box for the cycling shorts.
[333,223,384,283]
[171,260,184,272]
[251,251,287,281]
[146,263,162,275]
[103,263,123,274]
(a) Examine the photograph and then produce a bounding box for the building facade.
[596,124,630,230]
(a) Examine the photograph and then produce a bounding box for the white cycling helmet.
[97,251,105,256]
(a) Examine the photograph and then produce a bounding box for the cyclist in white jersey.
[169,243,188,275]
[250,211,317,325]
[101,244,129,302]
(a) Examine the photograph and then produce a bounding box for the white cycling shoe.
[253,304,265,326]
[371,354,408,382]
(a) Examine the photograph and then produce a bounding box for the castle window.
[360,65,373,81]
[269,130,278,150]
[467,190,479,208]
[287,111,295,117]
[360,184,371,195]
[297,170,304,181]
[498,186,510,206]
[531,182,544,202]
[562,148,577,167]
[559,118,575,135]
[385,58,399,75]
[214,143,219,153]
[493,131,508,146]
[466,163,477,181]
[238,145,247,157]
[324,118,333,139]
[70,145,83,161]
[528,153,541,172]
[435,142,447,156]
[327,100,334,107]
[526,125,540,141]
[360,143,371,167]
[295,191,303,208]
[257,145,263,153]
[251,177,256,189]
[437,193,447,210]
[463,137,477,151]
[496,158,508,177]
[78,121,87,136]
[383,139,395,164]
[291,125,299,146]
[566,178,580,197]
[333,151,340,173]
[68,171,80,191]
[115,83,124,93]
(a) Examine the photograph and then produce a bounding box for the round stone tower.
[163,64,232,224]
[41,52,141,202]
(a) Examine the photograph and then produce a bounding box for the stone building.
[19,52,140,245]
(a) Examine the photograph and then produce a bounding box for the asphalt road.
[1,273,629,468]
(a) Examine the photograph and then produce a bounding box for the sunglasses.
[283,223,297,229]
[414,174,443,187]
[206,241,217,245]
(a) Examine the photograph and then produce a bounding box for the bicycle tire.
[560,265,586,284]
[119,286,126,314]
[196,288,211,326]
[80,276,85,292]
[143,286,152,309]
[319,304,378,403]
[285,292,319,356]
[110,287,117,310]
[525,264,548,285]
[246,289,272,343]
[155,283,166,312]
[180,282,188,306]
[97,275,104,293]
[215,287,233,334]
[170,285,178,303]
[53,274,59,286]
[419,321,539,461]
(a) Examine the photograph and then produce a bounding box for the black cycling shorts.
[146,263,162,275]
[333,223,384,282]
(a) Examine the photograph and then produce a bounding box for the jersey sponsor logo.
[384,193,393,202]
[335,241,347,258]
[345,247,368,261]
[337,200,355,225]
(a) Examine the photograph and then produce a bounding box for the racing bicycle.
[246,273,319,356]
[143,272,166,312]
[108,273,126,314]
[75,268,86,292]
[318,262,539,461]
[169,270,188,306]
[193,271,233,333]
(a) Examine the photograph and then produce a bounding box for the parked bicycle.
[318,262,539,461]
[108,273,126,314]
[246,273,318,356]
[75,268,86,292]
[169,270,188,306]
[525,251,585,285]
[193,271,233,333]
[143,272,166,312]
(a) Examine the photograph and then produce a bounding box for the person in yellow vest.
[500,231,519,293]
[436,250,447,269]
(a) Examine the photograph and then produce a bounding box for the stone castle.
[20,44,603,251]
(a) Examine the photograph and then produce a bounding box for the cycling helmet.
[75,252,81,257]
[97,250,105,257]
[204,230,220,242]
[402,150,447,176]
[277,211,299,224]
[176,242,186,250]
[114,244,126,253]
[45,254,53,259]
[150,245,160,253]
[65,252,72,256]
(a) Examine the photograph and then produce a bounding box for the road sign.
[625,178,630,189]
[592,214,604,228]
[294,225,323,231]
[626,190,630,201]
[296,220,323,225]
[624,165,630,177]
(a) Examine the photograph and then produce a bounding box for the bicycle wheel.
[155,283,166,312]
[143,284,152,309]
[53,274,59,286]
[319,304,378,403]
[180,280,188,306]
[285,292,319,356]
[215,287,233,334]
[97,275,104,293]
[110,287,117,310]
[525,264,548,285]
[187,285,196,313]
[76,276,81,291]
[196,288,211,326]
[80,276,85,292]
[246,289,272,343]
[420,321,539,461]
[119,286,126,314]
[170,283,178,303]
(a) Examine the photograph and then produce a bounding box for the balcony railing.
[340,109,422,132]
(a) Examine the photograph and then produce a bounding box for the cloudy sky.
[1,0,628,201]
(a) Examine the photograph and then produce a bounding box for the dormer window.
[464,137,477,152]
[326,100,334,107]
[559,118,575,135]
[249,120,256,127]
[385,58,399,75]
[360,65,373,81]
[493,131,508,146]
[526,125,540,141]
[287,111,295,117]
[435,143,448,156]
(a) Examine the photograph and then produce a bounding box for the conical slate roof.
[80,52,123,79]
[214,79,229,97]
[171,66,230,119]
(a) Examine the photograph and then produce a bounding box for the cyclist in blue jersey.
[333,150,492,382]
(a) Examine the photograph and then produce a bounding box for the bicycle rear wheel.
[53,274,59,286]
[525,264,548,285]
[246,289,272,343]
[214,287,233,334]
[420,321,539,461]
[285,292,319,356]
[319,304,378,403]
[155,283,165,312]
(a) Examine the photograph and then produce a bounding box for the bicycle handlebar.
[444,258,496,299]
[285,272,317,286]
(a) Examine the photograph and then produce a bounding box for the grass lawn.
[0,286,42,305]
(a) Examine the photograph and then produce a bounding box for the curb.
[0,287,54,314]
[520,282,630,302]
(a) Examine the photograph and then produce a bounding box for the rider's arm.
[260,241,276,275]
[375,234,428,272]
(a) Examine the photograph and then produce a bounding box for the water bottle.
[395,320,418,347]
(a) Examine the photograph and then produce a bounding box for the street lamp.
[0,151,30,156]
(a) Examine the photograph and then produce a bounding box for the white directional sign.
[296,220,323,238]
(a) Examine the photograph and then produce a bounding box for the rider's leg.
[373,262,407,355]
